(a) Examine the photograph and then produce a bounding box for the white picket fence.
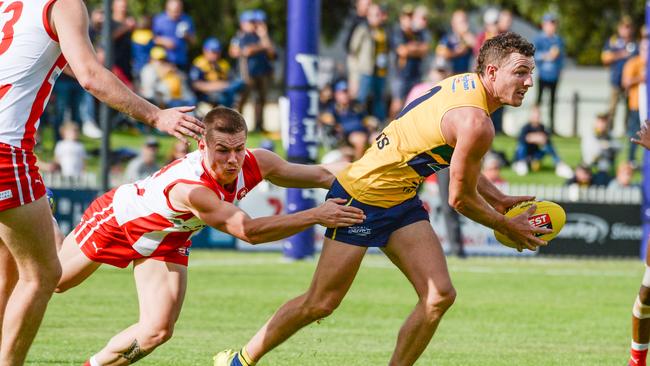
[503,184,641,204]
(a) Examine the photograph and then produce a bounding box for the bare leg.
[244,240,367,362]
[628,243,650,366]
[0,242,18,348]
[55,232,101,293]
[0,197,60,366]
[633,286,650,343]
[381,221,456,366]
[92,259,187,365]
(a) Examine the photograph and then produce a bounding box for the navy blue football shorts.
[324,179,430,247]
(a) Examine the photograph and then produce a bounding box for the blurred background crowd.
[36,0,647,193]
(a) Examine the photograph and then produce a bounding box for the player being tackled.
[214,32,550,366]
[54,107,364,366]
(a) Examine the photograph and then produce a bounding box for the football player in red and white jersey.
[628,119,650,366]
[0,0,203,363]
[54,107,365,365]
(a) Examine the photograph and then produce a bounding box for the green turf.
[28,250,642,365]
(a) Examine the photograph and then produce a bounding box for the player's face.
[200,131,247,185]
[493,52,534,107]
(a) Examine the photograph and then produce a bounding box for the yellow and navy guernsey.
[337,73,495,208]
[191,55,231,82]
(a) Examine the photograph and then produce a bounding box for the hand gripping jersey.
[336,73,496,208]
[0,0,66,150]
[74,150,263,267]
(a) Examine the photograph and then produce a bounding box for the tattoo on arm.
[121,339,151,363]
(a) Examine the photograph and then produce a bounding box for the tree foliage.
[87,0,645,65]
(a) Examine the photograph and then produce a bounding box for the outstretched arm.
[170,184,365,244]
[50,0,203,143]
[253,149,340,189]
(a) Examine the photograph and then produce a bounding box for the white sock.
[89,356,101,366]
[632,341,650,351]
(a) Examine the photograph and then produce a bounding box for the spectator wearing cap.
[152,0,196,70]
[125,137,161,182]
[602,15,638,128]
[229,9,276,133]
[319,81,369,160]
[436,9,475,75]
[349,3,390,123]
[534,12,565,133]
[389,4,431,119]
[189,37,244,109]
[622,30,648,167]
[139,46,196,108]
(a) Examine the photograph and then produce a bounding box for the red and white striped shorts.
[74,189,191,268]
[0,143,46,211]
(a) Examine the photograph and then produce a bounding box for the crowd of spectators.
[37,0,646,191]
[40,0,274,180]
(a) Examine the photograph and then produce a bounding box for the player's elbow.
[72,61,104,93]
[239,224,265,245]
[244,234,264,245]
[75,68,99,93]
[448,193,469,213]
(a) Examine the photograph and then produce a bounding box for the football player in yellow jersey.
[215,32,552,366]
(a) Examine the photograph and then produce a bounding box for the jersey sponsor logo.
[177,246,190,256]
[0,189,12,201]
[347,225,372,237]
[451,74,476,92]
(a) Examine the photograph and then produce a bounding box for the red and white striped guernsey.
[0,0,66,150]
[74,150,263,262]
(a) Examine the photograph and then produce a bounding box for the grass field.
[27,250,642,365]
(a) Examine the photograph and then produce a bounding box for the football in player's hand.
[494,200,566,248]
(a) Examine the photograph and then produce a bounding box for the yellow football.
[494,200,566,248]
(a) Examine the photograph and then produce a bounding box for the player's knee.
[142,324,174,348]
[152,327,174,345]
[640,285,650,305]
[422,287,456,320]
[303,295,342,320]
[640,267,650,304]
[54,279,73,294]
[31,261,62,292]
